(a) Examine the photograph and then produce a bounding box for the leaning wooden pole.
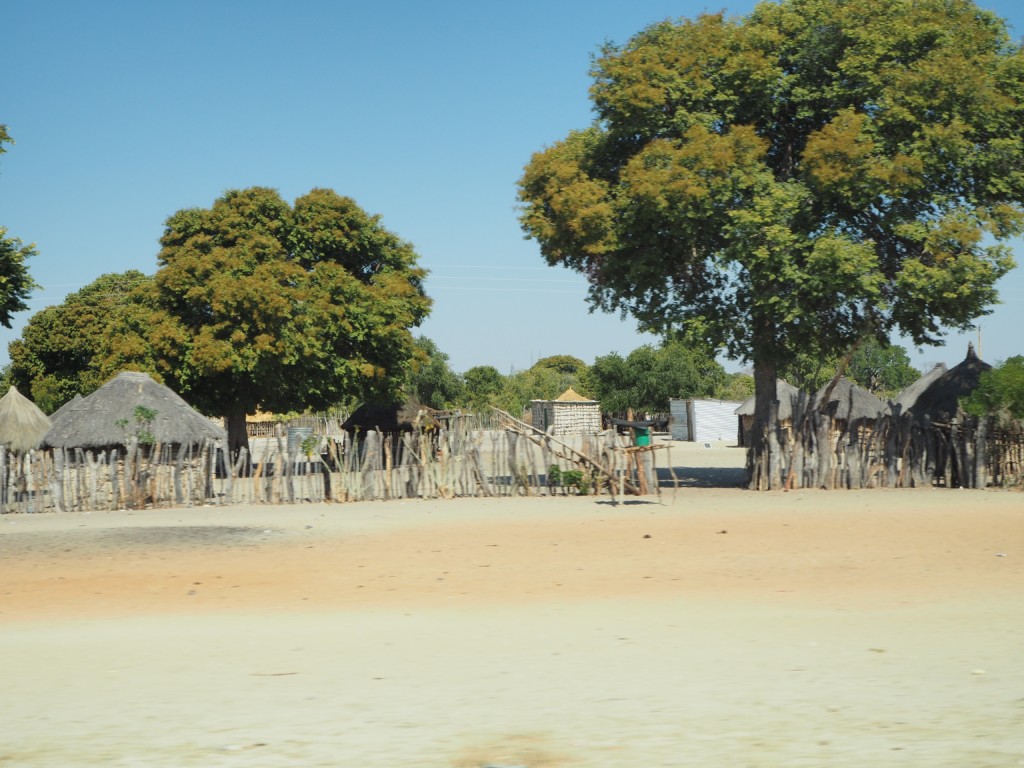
[491,408,635,496]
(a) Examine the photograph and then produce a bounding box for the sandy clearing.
[1,485,1022,767]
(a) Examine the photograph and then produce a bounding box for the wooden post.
[975,417,988,489]
[52,448,66,513]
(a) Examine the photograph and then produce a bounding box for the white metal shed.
[670,398,743,443]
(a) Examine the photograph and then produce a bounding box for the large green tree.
[0,127,38,328]
[462,365,506,411]
[8,271,154,413]
[845,338,919,397]
[962,355,1024,419]
[407,336,464,409]
[152,187,431,452]
[585,340,727,412]
[494,364,571,416]
[532,354,588,377]
[779,337,921,396]
[518,0,1024,488]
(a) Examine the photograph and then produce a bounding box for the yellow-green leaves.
[803,109,923,206]
[153,187,430,428]
[518,129,616,264]
[519,0,1023,368]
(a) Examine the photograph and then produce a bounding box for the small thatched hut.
[42,371,225,450]
[813,377,886,426]
[0,386,51,453]
[891,364,948,414]
[909,344,991,422]
[735,380,806,446]
[530,387,601,435]
[342,397,438,433]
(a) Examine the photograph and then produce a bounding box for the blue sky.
[3,0,1022,378]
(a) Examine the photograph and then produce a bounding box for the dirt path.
[1,489,1022,767]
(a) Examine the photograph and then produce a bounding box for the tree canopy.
[532,355,588,376]
[151,187,431,451]
[0,127,38,328]
[462,365,506,411]
[584,340,727,412]
[961,355,1024,419]
[518,0,1024,488]
[8,271,154,413]
[406,336,464,409]
[779,336,920,396]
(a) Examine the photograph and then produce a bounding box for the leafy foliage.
[493,365,568,416]
[532,355,588,376]
[407,336,464,409]
[150,187,431,450]
[962,356,1024,419]
[462,365,506,411]
[520,0,1022,364]
[115,405,158,446]
[547,464,592,495]
[518,0,1023,485]
[845,338,920,398]
[8,271,155,413]
[584,340,727,412]
[718,372,756,401]
[0,127,38,328]
[779,337,920,396]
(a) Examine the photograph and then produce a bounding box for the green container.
[633,428,651,447]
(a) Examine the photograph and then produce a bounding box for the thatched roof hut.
[42,371,225,450]
[0,386,52,452]
[891,364,948,412]
[909,344,991,421]
[531,387,601,435]
[734,380,807,446]
[554,387,593,403]
[734,380,806,420]
[813,377,886,423]
[50,394,83,422]
[342,397,437,433]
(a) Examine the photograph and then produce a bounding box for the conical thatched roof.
[342,396,437,432]
[50,393,83,422]
[42,371,225,449]
[554,387,597,403]
[891,364,948,412]
[910,343,991,421]
[734,380,806,420]
[0,386,52,452]
[813,377,886,422]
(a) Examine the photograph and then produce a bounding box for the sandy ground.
[1,442,1023,767]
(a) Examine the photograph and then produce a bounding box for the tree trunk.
[746,358,779,490]
[226,403,250,456]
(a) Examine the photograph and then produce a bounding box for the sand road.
[1,486,1022,767]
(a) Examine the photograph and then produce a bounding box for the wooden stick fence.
[0,415,661,513]
[3,412,1020,513]
[776,412,1024,490]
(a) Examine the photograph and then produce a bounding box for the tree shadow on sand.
[656,465,745,489]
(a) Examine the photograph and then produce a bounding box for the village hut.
[0,386,52,453]
[530,387,601,435]
[813,377,886,426]
[50,393,83,422]
[42,371,225,450]
[890,363,948,415]
[735,380,806,446]
[909,344,991,422]
[341,396,438,433]
[896,344,994,488]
